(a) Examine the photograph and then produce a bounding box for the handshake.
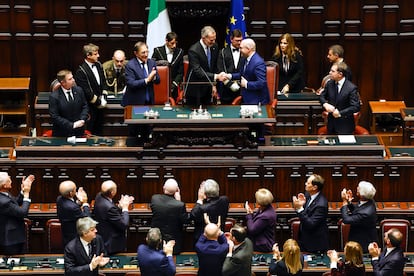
[216,72,241,92]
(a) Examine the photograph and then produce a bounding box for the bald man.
[150,179,188,254]
[196,222,229,276]
[93,180,134,255]
[57,180,91,246]
[103,50,128,95]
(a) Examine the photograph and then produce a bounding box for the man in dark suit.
[186,26,227,106]
[137,227,176,276]
[226,38,269,105]
[93,180,134,255]
[152,32,184,101]
[150,179,187,254]
[196,218,229,276]
[222,224,253,276]
[64,217,109,276]
[75,43,108,135]
[0,172,34,255]
[217,29,245,104]
[292,174,329,253]
[320,62,360,134]
[57,180,91,246]
[123,41,160,142]
[190,179,229,244]
[103,50,128,95]
[341,181,378,253]
[368,228,405,276]
[49,69,89,137]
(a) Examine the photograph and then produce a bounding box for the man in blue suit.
[225,38,269,105]
[137,227,176,276]
[293,174,329,253]
[368,228,406,276]
[0,172,34,255]
[49,69,89,137]
[320,62,360,134]
[123,41,160,142]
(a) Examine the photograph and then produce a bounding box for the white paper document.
[338,135,356,144]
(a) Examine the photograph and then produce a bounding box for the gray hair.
[201,26,216,38]
[204,179,219,198]
[146,227,162,249]
[358,181,376,200]
[242,38,256,51]
[0,172,10,188]
[76,217,98,236]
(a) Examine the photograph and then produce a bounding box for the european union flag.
[225,0,247,46]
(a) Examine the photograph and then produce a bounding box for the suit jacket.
[137,244,176,276]
[371,247,405,276]
[93,193,129,255]
[186,41,219,106]
[246,204,276,252]
[152,46,184,85]
[232,52,270,104]
[297,192,329,253]
[190,196,229,242]
[56,195,91,246]
[196,233,229,276]
[74,61,107,107]
[271,50,305,93]
[222,238,253,276]
[49,86,89,137]
[150,194,188,254]
[0,192,30,248]
[102,60,128,93]
[269,255,304,276]
[123,57,160,106]
[217,46,245,104]
[341,200,377,252]
[320,78,361,134]
[328,261,366,276]
[64,234,106,276]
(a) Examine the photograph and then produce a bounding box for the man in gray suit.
[222,224,253,276]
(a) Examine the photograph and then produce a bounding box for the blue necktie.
[206,47,211,68]
[142,62,150,102]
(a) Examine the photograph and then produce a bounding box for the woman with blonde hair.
[326,241,365,275]
[271,33,305,94]
[269,239,303,275]
[245,188,276,252]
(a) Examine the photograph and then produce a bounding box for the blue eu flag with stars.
[225,0,247,46]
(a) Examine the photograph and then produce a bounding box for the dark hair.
[336,62,349,76]
[166,32,177,42]
[311,174,325,191]
[134,41,147,52]
[230,29,243,39]
[329,44,344,58]
[388,228,403,248]
[230,224,247,242]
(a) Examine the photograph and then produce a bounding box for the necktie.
[232,48,239,52]
[283,56,288,72]
[243,59,249,74]
[67,91,74,102]
[206,47,211,67]
[88,243,93,258]
[115,68,120,78]
[91,64,100,85]
[142,62,150,102]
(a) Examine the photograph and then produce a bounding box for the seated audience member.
[137,227,176,276]
[0,172,35,256]
[271,33,305,93]
[64,217,109,276]
[341,181,377,253]
[103,50,128,95]
[326,241,365,276]
[150,178,188,254]
[245,188,277,252]
[269,239,303,276]
[93,180,134,255]
[319,62,361,135]
[196,215,229,276]
[49,69,89,137]
[368,228,405,276]
[222,224,253,276]
[57,180,91,246]
[190,179,229,243]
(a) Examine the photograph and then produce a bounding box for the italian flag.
[146,0,171,57]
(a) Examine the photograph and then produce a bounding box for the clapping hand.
[292,193,306,210]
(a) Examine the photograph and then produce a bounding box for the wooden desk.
[369,100,406,133]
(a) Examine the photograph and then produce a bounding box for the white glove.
[98,97,107,108]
